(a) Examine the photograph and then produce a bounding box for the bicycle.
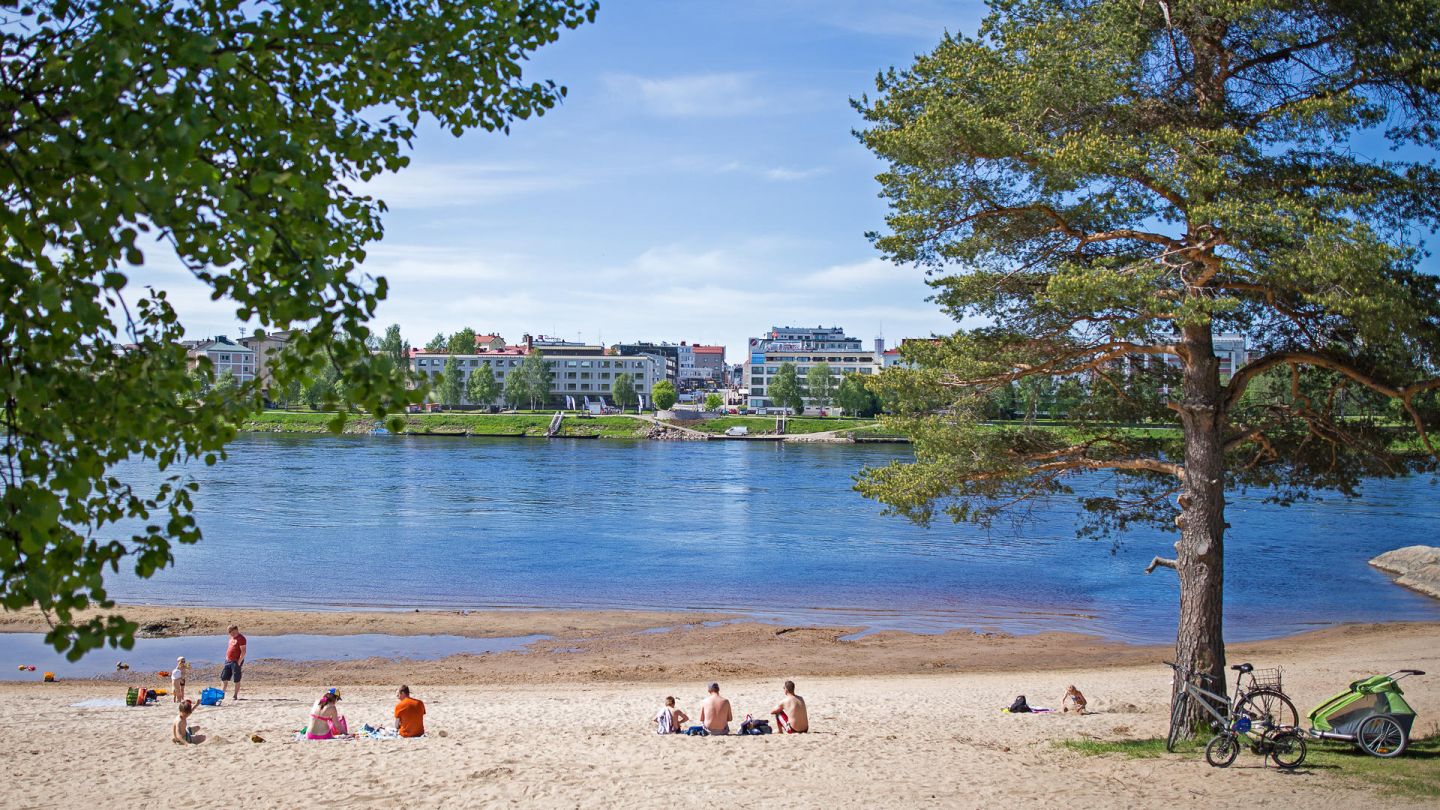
[1164,661,1299,752]
[1203,713,1308,770]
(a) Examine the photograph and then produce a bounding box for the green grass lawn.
[242,410,650,438]
[1059,735,1440,800]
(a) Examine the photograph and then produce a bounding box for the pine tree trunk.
[1174,323,1228,732]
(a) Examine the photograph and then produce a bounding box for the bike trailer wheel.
[1357,715,1407,758]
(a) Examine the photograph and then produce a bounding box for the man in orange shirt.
[394,685,426,738]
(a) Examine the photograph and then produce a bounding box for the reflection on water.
[90,434,1440,644]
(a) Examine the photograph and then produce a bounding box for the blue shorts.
[221,661,243,683]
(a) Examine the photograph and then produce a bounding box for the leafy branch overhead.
[0,0,596,657]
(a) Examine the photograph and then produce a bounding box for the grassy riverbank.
[241,410,651,438]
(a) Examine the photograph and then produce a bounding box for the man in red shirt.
[394,685,426,737]
[222,624,246,700]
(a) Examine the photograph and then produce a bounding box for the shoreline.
[6,604,1439,686]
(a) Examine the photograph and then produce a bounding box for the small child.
[172,656,191,703]
[655,696,688,734]
[1062,685,1087,714]
[173,699,201,744]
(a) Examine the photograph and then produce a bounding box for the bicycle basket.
[1250,668,1284,691]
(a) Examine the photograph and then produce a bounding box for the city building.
[473,334,506,351]
[612,341,681,383]
[183,336,256,383]
[239,329,294,396]
[742,325,884,412]
[408,340,661,408]
[691,344,727,385]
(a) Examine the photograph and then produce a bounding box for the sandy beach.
[1,607,1437,808]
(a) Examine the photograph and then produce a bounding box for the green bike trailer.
[1307,669,1425,757]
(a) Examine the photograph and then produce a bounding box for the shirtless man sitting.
[770,680,809,733]
[698,682,732,735]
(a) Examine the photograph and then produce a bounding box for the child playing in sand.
[1062,685,1087,714]
[172,699,203,744]
[172,656,190,703]
[655,696,688,734]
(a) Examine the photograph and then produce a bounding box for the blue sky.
[153,1,985,358]
[146,1,1435,359]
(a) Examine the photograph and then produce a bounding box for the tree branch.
[1145,556,1178,574]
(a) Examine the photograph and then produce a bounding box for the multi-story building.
[238,329,293,396]
[691,344,727,385]
[613,341,681,383]
[184,336,256,383]
[743,325,884,412]
[409,341,661,408]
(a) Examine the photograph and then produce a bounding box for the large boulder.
[1370,546,1440,600]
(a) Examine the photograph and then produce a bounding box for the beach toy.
[115,662,129,671]
[28,665,35,671]
[158,671,170,678]
[43,672,55,682]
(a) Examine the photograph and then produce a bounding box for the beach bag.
[740,718,772,735]
[199,687,224,706]
[1007,695,1032,714]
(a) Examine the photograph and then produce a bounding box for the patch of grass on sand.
[1059,736,1440,800]
[1058,737,1197,758]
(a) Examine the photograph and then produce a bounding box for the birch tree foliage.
[854,0,1440,705]
[0,0,596,657]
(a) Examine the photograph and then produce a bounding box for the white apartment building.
[184,336,256,383]
[743,325,884,412]
[409,348,661,407]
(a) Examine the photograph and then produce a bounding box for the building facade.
[184,336,256,383]
[238,329,293,396]
[409,345,661,408]
[742,325,883,412]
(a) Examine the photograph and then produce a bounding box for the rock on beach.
[1370,545,1440,600]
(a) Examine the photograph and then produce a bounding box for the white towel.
[655,708,675,735]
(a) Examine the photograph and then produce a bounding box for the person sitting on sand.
[769,680,809,733]
[1062,685,1087,714]
[172,699,204,744]
[655,696,688,734]
[306,688,348,739]
[698,682,732,736]
[394,685,426,738]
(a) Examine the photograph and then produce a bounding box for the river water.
[99,434,1440,644]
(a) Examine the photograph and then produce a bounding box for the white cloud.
[355,163,580,210]
[602,72,768,118]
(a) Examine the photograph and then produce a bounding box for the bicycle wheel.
[1238,688,1298,728]
[1166,691,1191,752]
[1357,715,1407,758]
[1205,733,1240,768]
[1268,731,1307,769]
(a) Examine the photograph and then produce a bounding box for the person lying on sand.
[655,696,688,734]
[770,680,809,733]
[1062,685,1087,714]
[305,688,348,739]
[172,699,204,744]
[698,682,732,735]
